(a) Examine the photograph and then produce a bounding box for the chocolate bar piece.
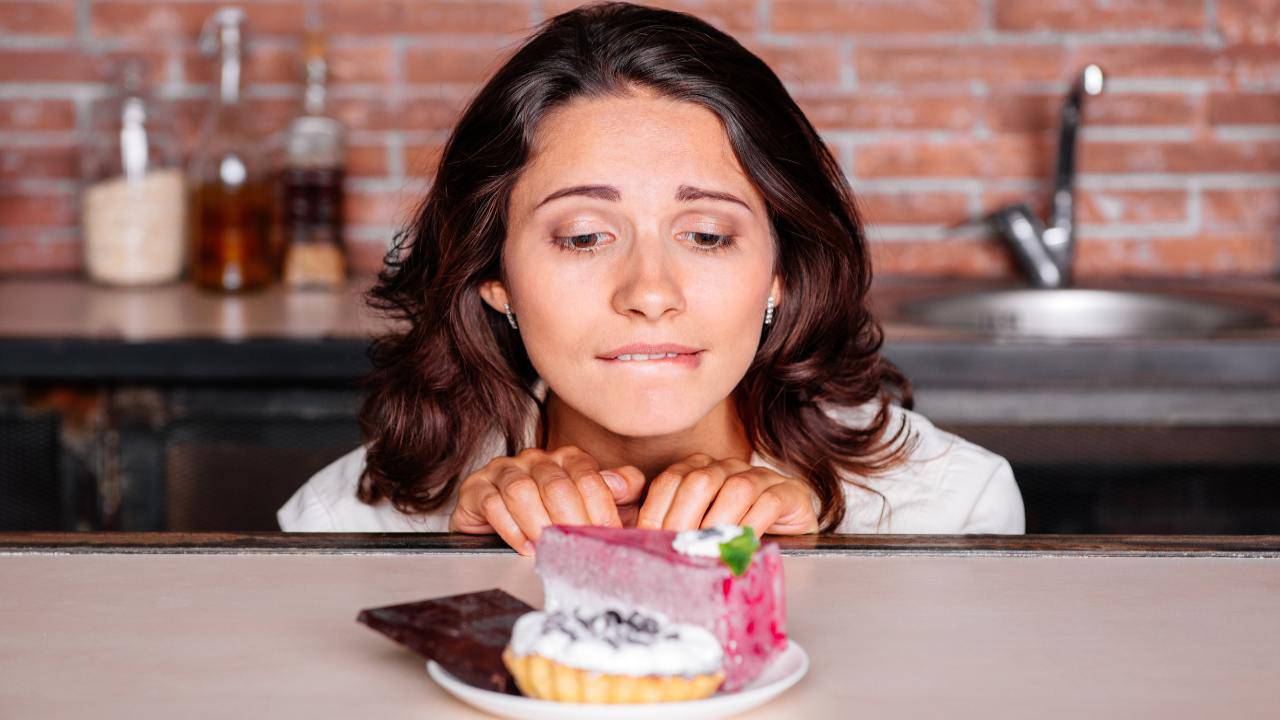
[357,588,534,694]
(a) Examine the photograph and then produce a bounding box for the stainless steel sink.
[896,289,1270,339]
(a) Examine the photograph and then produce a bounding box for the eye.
[554,232,610,254]
[680,231,737,254]
[553,231,737,255]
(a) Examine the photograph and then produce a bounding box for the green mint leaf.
[719,526,760,577]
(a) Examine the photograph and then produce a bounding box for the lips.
[596,348,706,368]
[598,343,702,360]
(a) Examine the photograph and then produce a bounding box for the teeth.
[614,352,684,362]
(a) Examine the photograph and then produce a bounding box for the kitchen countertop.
[1,533,1277,719]
[5,532,1280,556]
[1,277,1278,385]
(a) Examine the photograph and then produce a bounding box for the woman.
[278,2,1025,550]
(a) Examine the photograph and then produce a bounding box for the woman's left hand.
[634,454,819,535]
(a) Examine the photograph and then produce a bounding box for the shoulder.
[275,446,453,532]
[821,401,1025,535]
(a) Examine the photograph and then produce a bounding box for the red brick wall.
[1,0,1278,279]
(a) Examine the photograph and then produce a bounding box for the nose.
[610,236,685,321]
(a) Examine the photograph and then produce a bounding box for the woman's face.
[484,89,781,438]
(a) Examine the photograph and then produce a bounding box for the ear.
[477,280,511,313]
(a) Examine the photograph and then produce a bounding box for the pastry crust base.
[501,649,725,703]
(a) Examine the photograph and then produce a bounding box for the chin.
[591,394,710,438]
[602,416,702,439]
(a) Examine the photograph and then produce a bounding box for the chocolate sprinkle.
[544,608,676,649]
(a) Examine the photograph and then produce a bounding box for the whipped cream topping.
[509,609,723,678]
[671,525,744,558]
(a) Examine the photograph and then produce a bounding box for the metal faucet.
[985,65,1105,288]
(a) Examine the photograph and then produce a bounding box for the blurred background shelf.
[2,277,1278,535]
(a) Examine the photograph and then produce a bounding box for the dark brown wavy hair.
[357,1,915,531]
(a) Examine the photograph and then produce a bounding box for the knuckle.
[685,469,718,491]
[527,459,558,475]
[458,473,486,492]
[541,477,577,502]
[496,464,527,483]
[660,465,688,480]
[649,472,679,491]
[516,447,547,462]
[688,453,714,464]
[503,476,539,499]
[722,475,756,498]
[479,492,507,517]
[757,488,784,511]
[555,445,598,470]
[573,472,605,494]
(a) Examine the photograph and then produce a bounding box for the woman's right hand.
[448,445,646,556]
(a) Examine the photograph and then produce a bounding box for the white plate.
[427,641,809,720]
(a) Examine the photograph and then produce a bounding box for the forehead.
[514,90,760,208]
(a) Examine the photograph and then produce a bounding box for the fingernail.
[601,471,626,497]
[521,541,535,556]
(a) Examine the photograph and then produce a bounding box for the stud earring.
[764,296,775,326]
[504,302,519,330]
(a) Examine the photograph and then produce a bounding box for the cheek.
[685,266,771,346]
[509,260,607,371]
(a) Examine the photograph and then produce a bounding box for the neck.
[539,388,754,481]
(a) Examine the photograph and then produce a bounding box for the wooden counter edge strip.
[2,532,1279,557]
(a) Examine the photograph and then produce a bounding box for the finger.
[739,488,785,536]
[601,465,647,505]
[635,469,681,530]
[571,470,622,528]
[448,474,495,532]
[551,445,599,474]
[635,455,716,530]
[496,466,554,542]
[765,484,822,534]
[701,472,766,528]
[557,447,601,478]
[556,450,623,526]
[448,500,491,534]
[655,454,715,481]
[529,460,591,526]
[663,465,729,531]
[478,490,533,556]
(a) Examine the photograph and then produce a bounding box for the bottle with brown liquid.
[188,8,272,292]
[277,30,348,290]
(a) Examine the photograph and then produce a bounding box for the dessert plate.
[427,640,809,720]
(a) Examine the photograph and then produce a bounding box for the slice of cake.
[533,525,787,692]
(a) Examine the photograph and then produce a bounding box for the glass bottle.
[188,7,273,292]
[81,59,186,286]
[277,30,348,290]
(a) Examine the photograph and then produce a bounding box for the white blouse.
[278,380,1025,535]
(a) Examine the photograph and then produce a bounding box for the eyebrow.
[534,184,752,211]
